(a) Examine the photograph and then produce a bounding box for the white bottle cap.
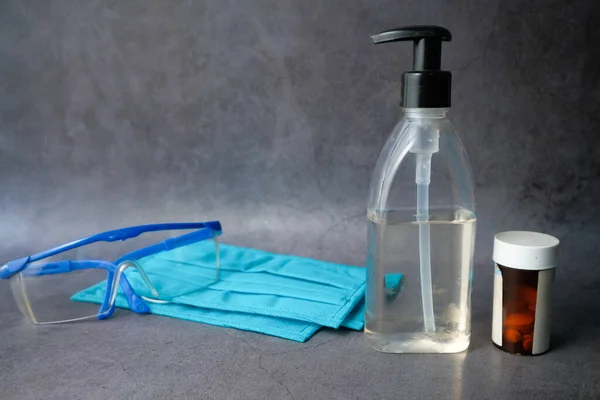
[493,231,559,271]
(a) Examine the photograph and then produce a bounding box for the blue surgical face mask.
[73,241,366,341]
[75,282,365,342]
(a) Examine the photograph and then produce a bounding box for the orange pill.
[520,286,538,311]
[505,312,534,327]
[504,328,522,344]
[506,298,528,313]
[523,334,533,351]
[519,323,534,334]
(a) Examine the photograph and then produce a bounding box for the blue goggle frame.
[0,221,222,320]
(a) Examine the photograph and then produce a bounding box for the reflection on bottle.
[384,273,403,302]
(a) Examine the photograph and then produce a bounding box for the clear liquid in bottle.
[365,208,476,353]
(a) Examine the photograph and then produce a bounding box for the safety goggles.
[0,221,222,324]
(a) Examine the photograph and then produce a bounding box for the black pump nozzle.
[371,26,452,108]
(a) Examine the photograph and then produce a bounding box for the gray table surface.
[1,262,599,400]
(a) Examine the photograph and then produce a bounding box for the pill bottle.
[492,231,559,355]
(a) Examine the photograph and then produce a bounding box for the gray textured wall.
[1,0,598,286]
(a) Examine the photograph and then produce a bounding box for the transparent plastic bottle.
[365,26,476,353]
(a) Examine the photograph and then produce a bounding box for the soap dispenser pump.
[365,26,476,353]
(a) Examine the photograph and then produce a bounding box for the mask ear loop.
[110,260,171,306]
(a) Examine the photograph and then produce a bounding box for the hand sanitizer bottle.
[365,26,477,353]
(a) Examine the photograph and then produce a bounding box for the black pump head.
[371,26,452,108]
